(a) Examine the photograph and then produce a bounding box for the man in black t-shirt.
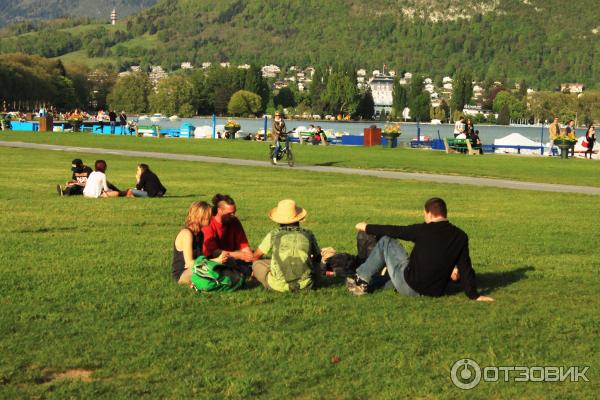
[109,110,117,134]
[57,158,93,196]
[347,197,494,302]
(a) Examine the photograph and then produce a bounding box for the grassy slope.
[2,131,600,187]
[0,146,598,398]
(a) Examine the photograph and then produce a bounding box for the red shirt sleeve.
[202,224,219,257]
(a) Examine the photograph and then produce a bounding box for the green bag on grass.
[190,256,245,293]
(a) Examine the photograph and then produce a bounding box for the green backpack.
[190,256,245,293]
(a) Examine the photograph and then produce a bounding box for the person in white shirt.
[83,160,120,198]
[453,116,465,138]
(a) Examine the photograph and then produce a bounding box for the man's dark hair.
[211,193,235,214]
[94,160,107,173]
[138,163,151,173]
[424,197,447,218]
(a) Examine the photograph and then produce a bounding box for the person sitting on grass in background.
[83,160,120,198]
[202,194,254,275]
[126,163,166,198]
[57,158,93,196]
[346,197,494,302]
[252,199,321,292]
[172,201,229,285]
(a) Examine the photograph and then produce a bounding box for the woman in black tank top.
[172,202,212,284]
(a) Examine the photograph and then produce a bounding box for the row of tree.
[0,53,114,110]
[3,53,600,126]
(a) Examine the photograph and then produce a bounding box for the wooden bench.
[444,138,481,155]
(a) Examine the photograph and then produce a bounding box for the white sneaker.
[272,157,278,164]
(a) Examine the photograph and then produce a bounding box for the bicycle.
[269,138,294,167]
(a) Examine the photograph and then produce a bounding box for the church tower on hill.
[111,8,117,25]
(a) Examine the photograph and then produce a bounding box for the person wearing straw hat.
[252,199,321,292]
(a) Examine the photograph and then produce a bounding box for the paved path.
[2,140,599,196]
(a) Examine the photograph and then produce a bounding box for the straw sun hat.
[268,199,307,224]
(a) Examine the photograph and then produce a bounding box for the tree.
[150,75,195,117]
[227,90,262,116]
[107,71,152,114]
[451,70,473,112]
[274,87,296,108]
[391,78,408,119]
[309,66,326,115]
[497,104,510,125]
[410,93,431,122]
[65,63,92,109]
[320,70,359,115]
[356,88,374,119]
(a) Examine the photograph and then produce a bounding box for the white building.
[220,62,231,68]
[201,62,212,69]
[463,105,494,117]
[424,78,433,84]
[261,64,281,78]
[442,76,453,83]
[372,69,381,76]
[181,62,193,70]
[443,83,453,90]
[404,72,413,80]
[149,66,168,86]
[425,83,435,93]
[368,74,394,117]
[111,8,117,25]
[560,83,585,94]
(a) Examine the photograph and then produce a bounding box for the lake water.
[148,117,581,144]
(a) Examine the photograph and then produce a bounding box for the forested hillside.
[0,0,157,27]
[1,0,599,89]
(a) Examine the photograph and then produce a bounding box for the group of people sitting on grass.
[56,158,166,198]
[173,194,494,301]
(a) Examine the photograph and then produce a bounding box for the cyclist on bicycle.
[272,111,288,164]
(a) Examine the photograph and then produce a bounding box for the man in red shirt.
[203,194,254,273]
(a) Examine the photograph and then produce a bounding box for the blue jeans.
[110,121,116,134]
[356,236,420,297]
[131,189,149,197]
[274,136,289,159]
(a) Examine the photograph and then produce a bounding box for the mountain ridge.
[1,0,599,89]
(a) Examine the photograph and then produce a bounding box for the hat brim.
[268,207,307,224]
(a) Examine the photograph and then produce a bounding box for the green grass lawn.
[3,130,600,188]
[0,146,598,399]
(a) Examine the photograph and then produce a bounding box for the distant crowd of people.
[548,117,596,158]
[54,158,492,301]
[452,116,483,154]
[56,158,166,198]
[172,193,493,301]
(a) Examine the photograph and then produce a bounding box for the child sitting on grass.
[252,199,321,292]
